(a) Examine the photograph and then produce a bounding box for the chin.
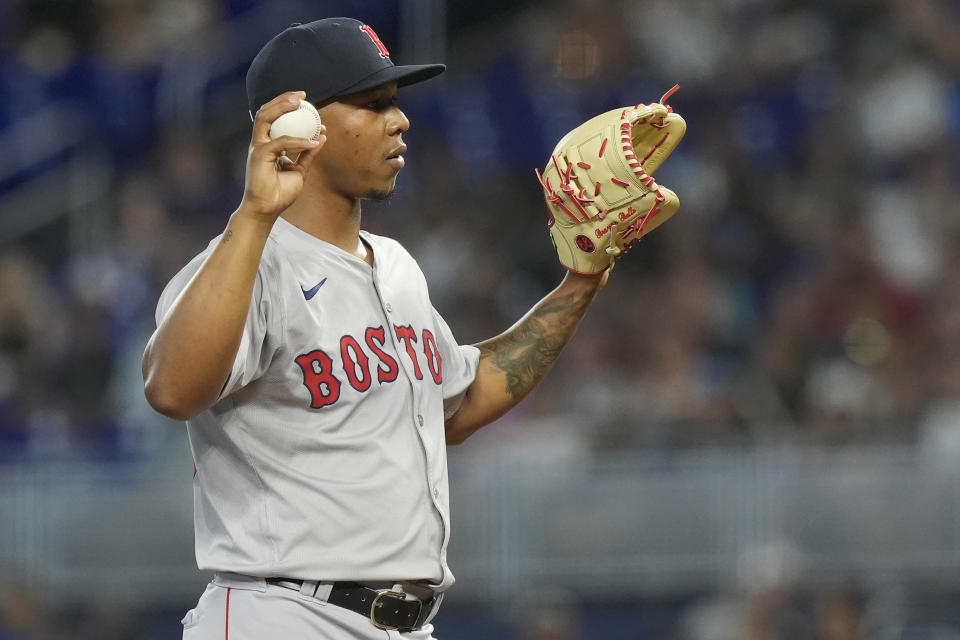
[365,180,398,201]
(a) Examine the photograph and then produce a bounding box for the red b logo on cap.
[360,25,390,58]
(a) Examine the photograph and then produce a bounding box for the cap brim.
[334,63,445,99]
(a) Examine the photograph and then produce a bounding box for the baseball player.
[142,17,683,640]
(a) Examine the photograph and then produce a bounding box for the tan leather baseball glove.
[536,86,686,275]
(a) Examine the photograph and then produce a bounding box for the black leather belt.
[266,578,440,631]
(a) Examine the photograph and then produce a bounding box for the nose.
[387,106,410,135]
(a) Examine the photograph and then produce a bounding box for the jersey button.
[417,414,424,427]
[433,487,440,499]
[385,303,393,312]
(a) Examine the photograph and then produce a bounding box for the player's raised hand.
[240,91,327,222]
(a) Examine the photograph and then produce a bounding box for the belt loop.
[313,582,333,602]
[297,580,334,602]
[299,580,319,598]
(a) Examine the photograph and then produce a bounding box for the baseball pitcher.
[142,17,684,640]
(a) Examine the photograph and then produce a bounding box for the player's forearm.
[444,271,604,444]
[142,209,274,420]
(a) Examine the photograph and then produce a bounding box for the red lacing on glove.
[660,84,680,110]
[536,84,681,241]
[623,190,666,239]
[536,153,599,224]
[622,121,660,190]
[621,84,679,239]
[536,167,579,223]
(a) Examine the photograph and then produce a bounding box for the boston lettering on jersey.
[295,324,443,409]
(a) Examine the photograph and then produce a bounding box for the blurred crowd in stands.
[2,0,959,461]
[1,0,960,637]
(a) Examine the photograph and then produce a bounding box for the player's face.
[314,82,410,200]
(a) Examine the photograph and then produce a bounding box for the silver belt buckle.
[370,589,418,630]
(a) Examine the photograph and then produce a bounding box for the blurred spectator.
[0,251,62,459]
[516,589,584,640]
[814,587,864,640]
[2,0,959,457]
[0,583,61,640]
[680,539,811,640]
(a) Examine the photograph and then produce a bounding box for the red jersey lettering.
[295,350,341,409]
[365,326,399,383]
[393,325,423,380]
[422,329,442,384]
[340,335,371,392]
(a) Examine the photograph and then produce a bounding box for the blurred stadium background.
[2,0,960,638]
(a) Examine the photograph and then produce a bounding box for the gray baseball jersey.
[156,217,480,591]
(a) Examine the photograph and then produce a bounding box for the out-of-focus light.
[552,29,601,81]
[843,317,892,367]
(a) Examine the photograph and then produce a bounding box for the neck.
[281,185,365,259]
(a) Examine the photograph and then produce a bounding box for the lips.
[386,144,407,169]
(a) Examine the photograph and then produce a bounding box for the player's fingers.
[250,135,321,165]
[276,155,297,170]
[251,91,307,145]
[275,131,326,174]
[292,132,326,169]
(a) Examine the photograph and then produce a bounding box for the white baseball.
[269,99,323,142]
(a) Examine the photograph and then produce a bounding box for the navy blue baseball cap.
[246,18,445,116]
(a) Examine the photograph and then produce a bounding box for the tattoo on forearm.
[222,229,234,244]
[477,290,593,397]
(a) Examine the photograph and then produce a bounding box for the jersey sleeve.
[217,268,280,399]
[154,242,282,401]
[430,308,480,420]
